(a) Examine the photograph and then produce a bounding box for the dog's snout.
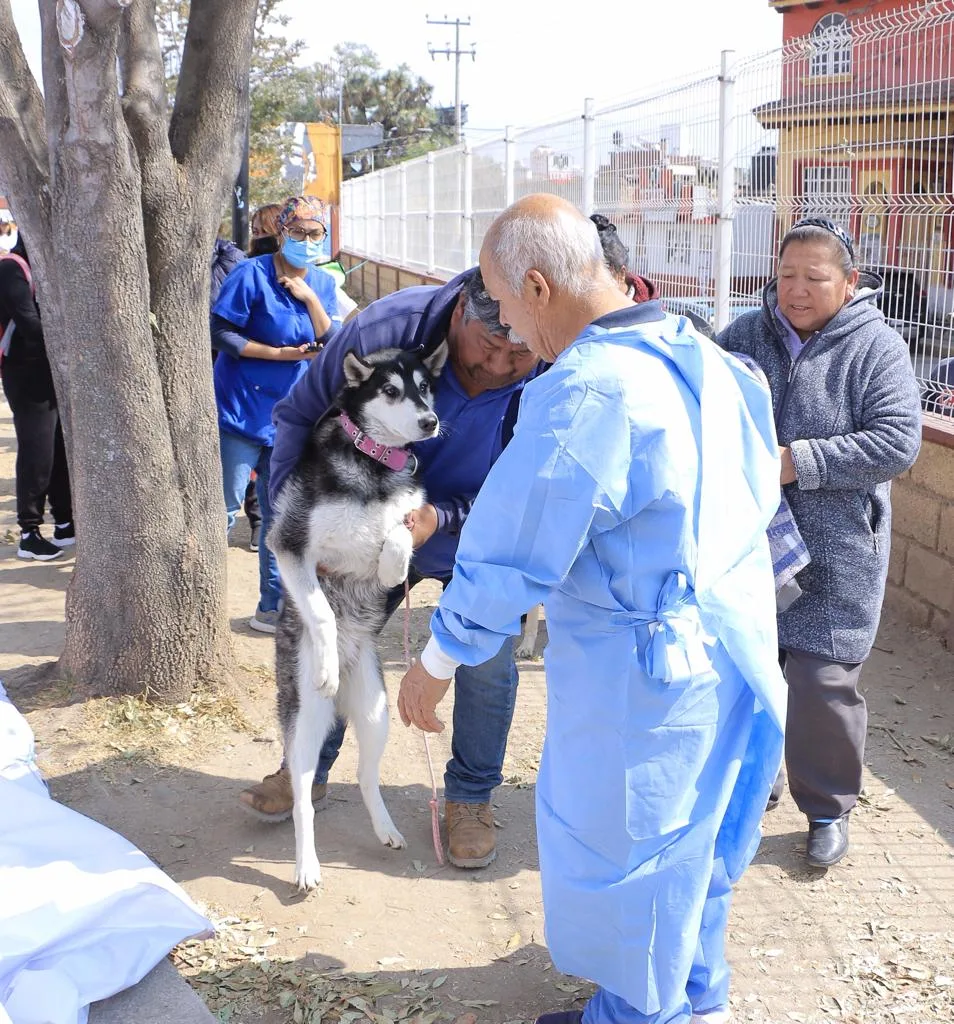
[419,412,439,433]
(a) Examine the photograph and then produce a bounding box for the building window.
[803,166,852,229]
[810,13,851,77]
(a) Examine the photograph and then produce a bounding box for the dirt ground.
[1,397,953,1024]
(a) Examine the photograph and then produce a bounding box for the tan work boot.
[238,767,328,822]
[445,800,497,868]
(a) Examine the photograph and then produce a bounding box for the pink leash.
[404,580,445,866]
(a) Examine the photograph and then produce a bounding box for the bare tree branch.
[0,0,51,230]
[168,0,258,196]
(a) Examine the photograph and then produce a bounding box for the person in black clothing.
[0,236,74,560]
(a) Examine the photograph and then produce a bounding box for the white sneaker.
[17,530,64,561]
[248,609,279,634]
[52,522,76,548]
[691,1012,730,1024]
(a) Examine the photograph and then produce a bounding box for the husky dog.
[268,343,448,890]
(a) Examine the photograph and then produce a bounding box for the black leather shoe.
[766,770,785,812]
[806,815,849,867]
[535,1014,584,1024]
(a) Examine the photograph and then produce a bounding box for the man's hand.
[405,504,439,548]
[780,446,798,486]
[398,660,451,733]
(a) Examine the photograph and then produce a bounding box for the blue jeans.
[314,572,520,803]
[219,428,282,614]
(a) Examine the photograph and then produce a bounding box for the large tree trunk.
[0,0,258,698]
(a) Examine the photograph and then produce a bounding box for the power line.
[426,14,476,145]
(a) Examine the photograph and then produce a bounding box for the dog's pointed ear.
[423,340,449,378]
[343,351,374,387]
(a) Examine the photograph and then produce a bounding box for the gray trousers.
[780,649,866,820]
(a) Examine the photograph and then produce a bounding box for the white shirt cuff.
[420,636,460,680]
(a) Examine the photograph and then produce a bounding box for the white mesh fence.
[340,0,954,404]
[593,71,722,303]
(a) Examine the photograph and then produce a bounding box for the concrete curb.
[89,958,215,1024]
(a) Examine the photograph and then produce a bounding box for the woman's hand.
[279,274,333,342]
[282,343,320,361]
[278,274,320,307]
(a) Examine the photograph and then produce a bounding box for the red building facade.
[761,0,954,288]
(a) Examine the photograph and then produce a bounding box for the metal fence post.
[463,143,474,268]
[505,125,515,208]
[379,173,387,261]
[426,152,436,275]
[713,50,736,334]
[339,183,349,251]
[582,97,596,216]
[399,164,408,267]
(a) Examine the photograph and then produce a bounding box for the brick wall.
[886,421,954,644]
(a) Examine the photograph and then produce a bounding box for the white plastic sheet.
[0,682,213,1024]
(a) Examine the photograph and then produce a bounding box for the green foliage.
[266,42,456,179]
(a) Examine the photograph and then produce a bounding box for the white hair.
[484,205,607,298]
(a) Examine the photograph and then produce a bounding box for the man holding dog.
[240,269,539,869]
[398,195,787,1024]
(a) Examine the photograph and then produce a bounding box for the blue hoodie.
[270,270,542,578]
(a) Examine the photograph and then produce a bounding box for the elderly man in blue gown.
[398,194,788,1024]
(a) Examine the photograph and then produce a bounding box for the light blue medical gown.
[429,314,787,1015]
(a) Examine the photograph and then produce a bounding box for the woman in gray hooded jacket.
[719,217,922,869]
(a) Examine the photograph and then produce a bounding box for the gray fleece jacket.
[719,273,922,663]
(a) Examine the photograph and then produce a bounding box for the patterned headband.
[789,216,855,262]
[278,196,328,231]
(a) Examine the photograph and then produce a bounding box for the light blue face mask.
[281,236,323,268]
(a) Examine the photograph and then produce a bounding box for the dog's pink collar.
[337,412,415,472]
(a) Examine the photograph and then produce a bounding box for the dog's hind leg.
[516,603,541,659]
[343,642,406,850]
[287,637,337,890]
[274,551,339,699]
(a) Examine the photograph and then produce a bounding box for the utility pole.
[427,14,476,145]
[232,105,250,249]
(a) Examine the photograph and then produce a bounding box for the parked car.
[921,356,954,417]
[661,296,715,338]
[726,297,763,323]
[874,267,928,344]
[660,295,763,339]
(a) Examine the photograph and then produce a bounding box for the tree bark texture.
[0,0,258,698]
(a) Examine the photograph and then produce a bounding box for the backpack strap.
[0,253,34,296]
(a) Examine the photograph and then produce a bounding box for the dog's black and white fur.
[268,343,447,890]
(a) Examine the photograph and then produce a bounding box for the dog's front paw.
[377,548,410,589]
[311,641,339,698]
[515,641,536,659]
[295,852,323,891]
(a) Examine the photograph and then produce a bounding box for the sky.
[12,0,785,138]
